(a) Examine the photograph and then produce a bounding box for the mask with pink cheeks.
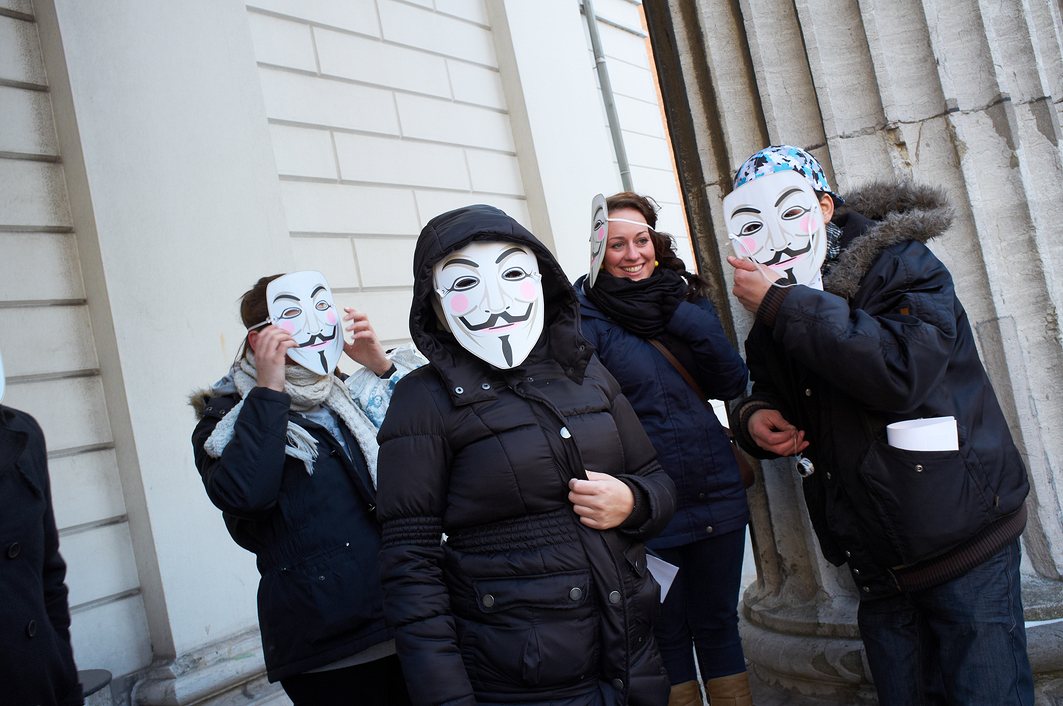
[264,271,345,375]
[724,169,828,290]
[432,240,544,369]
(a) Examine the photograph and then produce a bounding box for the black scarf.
[586,268,688,338]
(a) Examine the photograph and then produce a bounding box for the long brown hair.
[605,192,707,300]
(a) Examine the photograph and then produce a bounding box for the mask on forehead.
[433,240,544,369]
[724,170,827,289]
[263,271,344,375]
[588,193,608,288]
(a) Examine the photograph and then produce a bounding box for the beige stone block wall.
[0,6,153,681]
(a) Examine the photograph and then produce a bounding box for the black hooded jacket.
[733,182,1029,598]
[377,205,676,705]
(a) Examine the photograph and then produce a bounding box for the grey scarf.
[203,354,380,483]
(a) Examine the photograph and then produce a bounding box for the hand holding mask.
[723,169,828,290]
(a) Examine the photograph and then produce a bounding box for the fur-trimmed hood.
[189,389,210,420]
[824,181,955,300]
[188,374,238,420]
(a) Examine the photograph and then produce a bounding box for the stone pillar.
[645,0,1063,702]
[34,0,294,701]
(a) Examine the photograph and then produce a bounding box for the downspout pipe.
[582,0,633,191]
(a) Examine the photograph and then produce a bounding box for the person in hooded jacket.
[575,192,751,706]
[0,352,84,706]
[726,145,1032,705]
[190,273,423,705]
[376,204,677,706]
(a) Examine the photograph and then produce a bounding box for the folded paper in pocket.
[886,416,958,451]
[646,554,679,603]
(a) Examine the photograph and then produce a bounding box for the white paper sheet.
[886,416,959,451]
[647,554,680,603]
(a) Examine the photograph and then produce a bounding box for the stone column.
[34,0,295,701]
[645,0,1063,701]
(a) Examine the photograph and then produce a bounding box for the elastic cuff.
[618,477,649,530]
[736,399,773,433]
[756,284,792,328]
[378,363,398,379]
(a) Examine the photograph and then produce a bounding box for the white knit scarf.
[203,354,380,484]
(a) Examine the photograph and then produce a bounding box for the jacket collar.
[0,407,28,476]
[824,181,954,300]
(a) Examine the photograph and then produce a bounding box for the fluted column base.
[742,575,1063,705]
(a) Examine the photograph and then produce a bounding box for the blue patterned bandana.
[733,145,844,205]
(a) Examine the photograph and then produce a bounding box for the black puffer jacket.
[377,205,676,705]
[0,406,82,706]
[733,182,1029,598]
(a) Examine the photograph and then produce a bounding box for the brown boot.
[667,679,704,706]
[704,671,752,706]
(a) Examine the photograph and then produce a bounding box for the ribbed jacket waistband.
[891,503,1027,593]
[446,507,578,554]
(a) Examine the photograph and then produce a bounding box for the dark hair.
[605,191,708,300]
[237,273,284,358]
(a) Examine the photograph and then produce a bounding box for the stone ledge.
[130,628,283,706]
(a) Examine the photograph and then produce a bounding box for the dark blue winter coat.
[575,280,749,549]
[0,406,82,706]
[191,385,392,682]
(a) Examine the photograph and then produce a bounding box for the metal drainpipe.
[582,0,633,191]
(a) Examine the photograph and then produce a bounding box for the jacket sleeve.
[731,323,790,460]
[376,374,475,706]
[32,423,83,706]
[769,241,958,415]
[191,387,292,517]
[665,298,749,400]
[606,382,677,540]
[345,344,428,429]
[43,509,83,705]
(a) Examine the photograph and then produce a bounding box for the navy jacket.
[191,387,391,682]
[0,406,83,706]
[576,281,749,549]
[377,205,676,705]
[733,182,1029,598]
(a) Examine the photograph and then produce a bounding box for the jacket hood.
[825,181,955,299]
[410,205,592,403]
[188,372,238,420]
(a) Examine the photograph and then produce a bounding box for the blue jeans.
[653,529,747,683]
[856,539,1033,705]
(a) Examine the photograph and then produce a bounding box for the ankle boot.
[667,679,704,706]
[704,671,752,706]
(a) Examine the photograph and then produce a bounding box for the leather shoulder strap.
[647,338,706,401]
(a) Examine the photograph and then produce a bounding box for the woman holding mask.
[576,193,751,706]
[376,205,677,705]
[190,271,422,705]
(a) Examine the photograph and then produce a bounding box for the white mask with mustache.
[724,170,827,289]
[265,271,344,375]
[433,241,544,369]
